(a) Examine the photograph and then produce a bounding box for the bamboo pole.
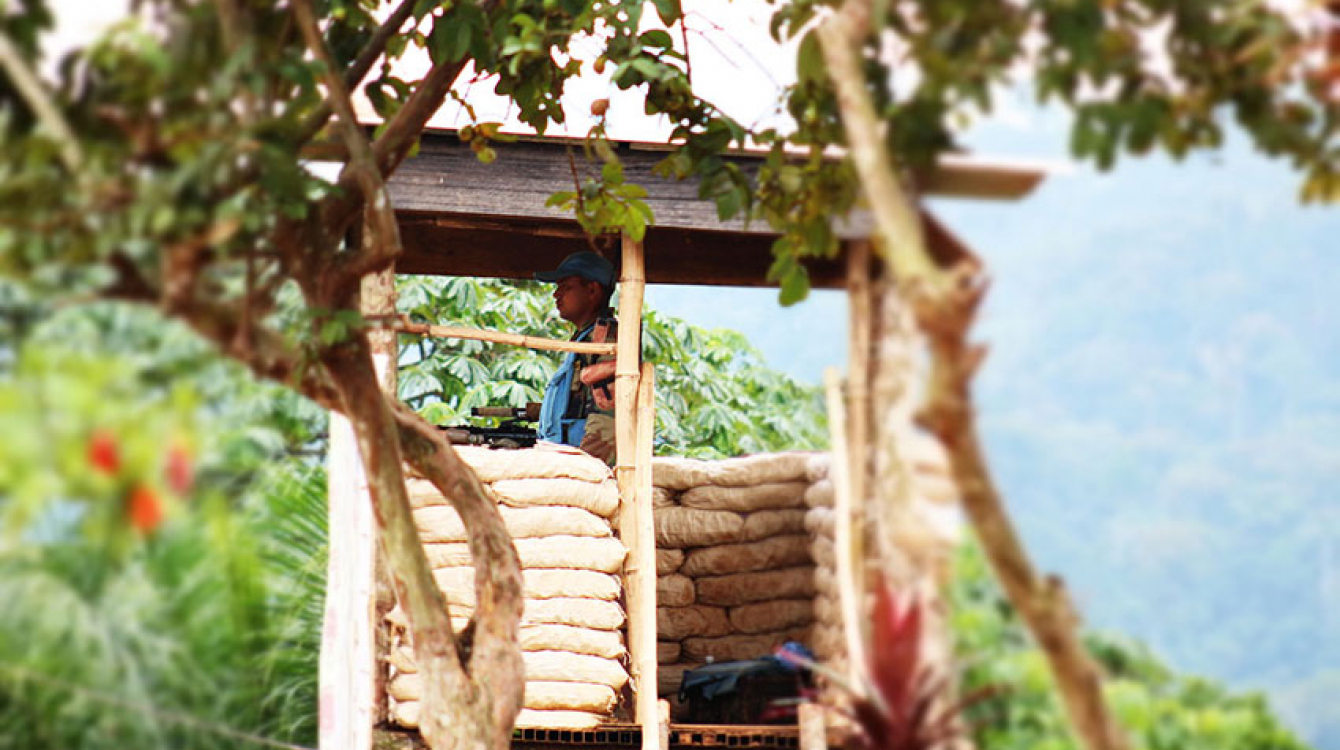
[845,240,873,647]
[824,368,867,689]
[635,362,661,748]
[395,320,616,356]
[614,232,657,747]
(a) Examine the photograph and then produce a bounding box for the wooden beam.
[395,320,617,355]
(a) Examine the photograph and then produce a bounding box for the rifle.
[439,404,540,450]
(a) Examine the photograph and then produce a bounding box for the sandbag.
[523,598,626,630]
[399,622,625,665]
[405,477,457,509]
[682,628,810,663]
[388,672,616,713]
[810,535,835,569]
[524,650,629,690]
[656,548,685,575]
[455,444,612,483]
[804,507,835,537]
[740,509,807,541]
[811,622,844,660]
[652,452,816,490]
[520,624,626,659]
[654,506,744,548]
[652,486,678,508]
[657,605,731,640]
[425,536,626,573]
[680,482,808,513]
[804,453,830,484]
[803,479,834,509]
[416,504,612,543]
[814,593,840,625]
[516,709,606,729]
[729,599,815,634]
[695,567,817,606]
[813,566,838,600]
[388,644,417,673]
[490,477,620,518]
[388,672,421,702]
[525,681,618,713]
[657,574,695,607]
[391,699,421,727]
[433,568,621,605]
[680,535,812,577]
[658,641,682,664]
[657,663,695,697]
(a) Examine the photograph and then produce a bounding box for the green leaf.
[638,30,674,50]
[651,0,681,25]
[778,264,810,306]
[796,30,824,86]
[715,188,742,221]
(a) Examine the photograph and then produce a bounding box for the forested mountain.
[938,132,1339,749]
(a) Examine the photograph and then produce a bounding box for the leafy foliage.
[949,542,1312,750]
[397,274,828,457]
[0,294,328,748]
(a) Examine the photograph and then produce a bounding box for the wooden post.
[824,368,867,689]
[636,363,661,749]
[615,232,658,747]
[799,703,828,750]
[845,240,872,646]
[320,268,396,750]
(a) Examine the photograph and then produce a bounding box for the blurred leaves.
[0,298,327,748]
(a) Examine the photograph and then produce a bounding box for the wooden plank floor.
[378,722,825,749]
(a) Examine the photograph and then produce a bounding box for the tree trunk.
[321,332,524,749]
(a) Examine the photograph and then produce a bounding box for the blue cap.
[535,251,616,289]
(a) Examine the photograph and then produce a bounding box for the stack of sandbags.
[803,430,964,669]
[651,452,821,709]
[387,444,629,730]
[801,455,844,668]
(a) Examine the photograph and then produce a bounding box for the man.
[535,251,618,463]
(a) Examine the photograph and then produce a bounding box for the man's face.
[553,275,603,325]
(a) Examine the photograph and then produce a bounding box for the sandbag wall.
[800,456,843,673]
[386,444,630,730]
[800,431,964,680]
[650,452,826,713]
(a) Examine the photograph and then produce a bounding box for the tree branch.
[291,0,403,294]
[293,0,421,147]
[815,10,941,292]
[0,31,84,173]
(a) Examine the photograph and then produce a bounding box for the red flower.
[126,485,163,534]
[165,443,194,495]
[87,430,120,475]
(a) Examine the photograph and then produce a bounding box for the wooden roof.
[389,133,1043,288]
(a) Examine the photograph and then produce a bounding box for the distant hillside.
[934,128,1340,749]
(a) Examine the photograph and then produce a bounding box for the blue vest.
[538,322,595,447]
